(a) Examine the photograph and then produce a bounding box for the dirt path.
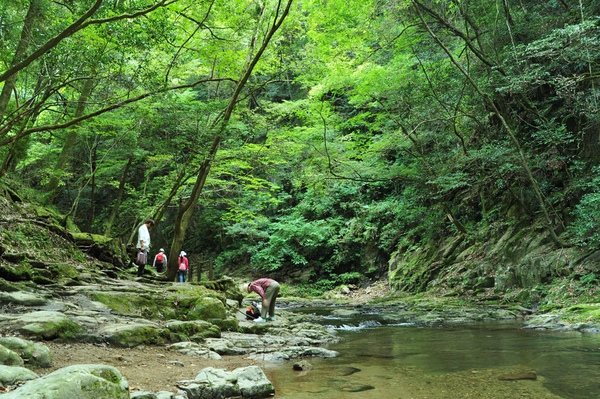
[34,342,257,394]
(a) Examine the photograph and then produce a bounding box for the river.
[263,307,600,398]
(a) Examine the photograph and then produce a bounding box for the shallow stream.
[264,307,600,398]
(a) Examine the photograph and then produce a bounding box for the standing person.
[246,278,280,322]
[136,218,154,277]
[153,248,167,273]
[177,251,188,283]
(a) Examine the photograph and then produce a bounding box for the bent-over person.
[247,278,280,322]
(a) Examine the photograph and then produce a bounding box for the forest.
[1,0,600,299]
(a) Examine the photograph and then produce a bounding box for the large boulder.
[179,365,274,399]
[188,297,226,320]
[0,337,51,368]
[201,276,245,306]
[0,364,129,399]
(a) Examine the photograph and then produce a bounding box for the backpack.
[245,303,260,320]
[156,253,164,262]
[178,257,187,271]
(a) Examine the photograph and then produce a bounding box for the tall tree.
[165,0,294,280]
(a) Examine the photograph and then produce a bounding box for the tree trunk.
[104,155,134,236]
[45,76,95,204]
[0,0,42,120]
[88,144,97,232]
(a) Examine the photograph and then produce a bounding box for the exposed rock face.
[388,226,595,296]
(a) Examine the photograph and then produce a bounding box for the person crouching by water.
[177,251,188,282]
[247,278,280,322]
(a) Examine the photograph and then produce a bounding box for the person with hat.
[177,251,188,282]
[153,248,167,273]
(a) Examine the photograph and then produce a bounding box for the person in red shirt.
[247,278,280,322]
[177,251,188,282]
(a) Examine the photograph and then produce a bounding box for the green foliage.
[3,0,600,297]
[568,168,600,249]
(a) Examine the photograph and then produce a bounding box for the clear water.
[262,312,600,398]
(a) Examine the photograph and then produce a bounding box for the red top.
[178,256,188,270]
[248,278,275,299]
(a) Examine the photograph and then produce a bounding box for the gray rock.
[234,366,275,398]
[0,291,48,306]
[0,364,129,399]
[131,391,158,398]
[179,366,274,399]
[0,364,39,385]
[248,345,338,362]
[0,336,51,368]
[168,342,222,359]
[292,360,312,371]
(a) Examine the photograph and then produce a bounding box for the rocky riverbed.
[0,273,341,397]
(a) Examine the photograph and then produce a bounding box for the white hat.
[180,251,186,257]
[159,248,164,252]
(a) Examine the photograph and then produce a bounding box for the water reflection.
[265,311,600,398]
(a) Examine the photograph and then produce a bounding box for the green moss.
[563,304,600,322]
[19,319,84,341]
[188,297,226,320]
[105,325,168,347]
[48,263,80,280]
[210,318,239,332]
[91,368,123,385]
[0,278,22,292]
[88,292,176,319]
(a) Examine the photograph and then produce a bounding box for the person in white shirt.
[136,219,154,277]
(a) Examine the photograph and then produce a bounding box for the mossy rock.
[0,337,52,368]
[19,318,84,341]
[165,320,221,341]
[87,291,177,319]
[71,233,129,268]
[210,318,239,332]
[187,297,227,320]
[201,276,245,306]
[0,262,32,282]
[0,364,129,399]
[99,323,168,348]
[0,278,22,292]
[88,287,228,322]
[0,345,24,366]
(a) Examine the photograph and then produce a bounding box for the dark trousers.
[136,250,148,277]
